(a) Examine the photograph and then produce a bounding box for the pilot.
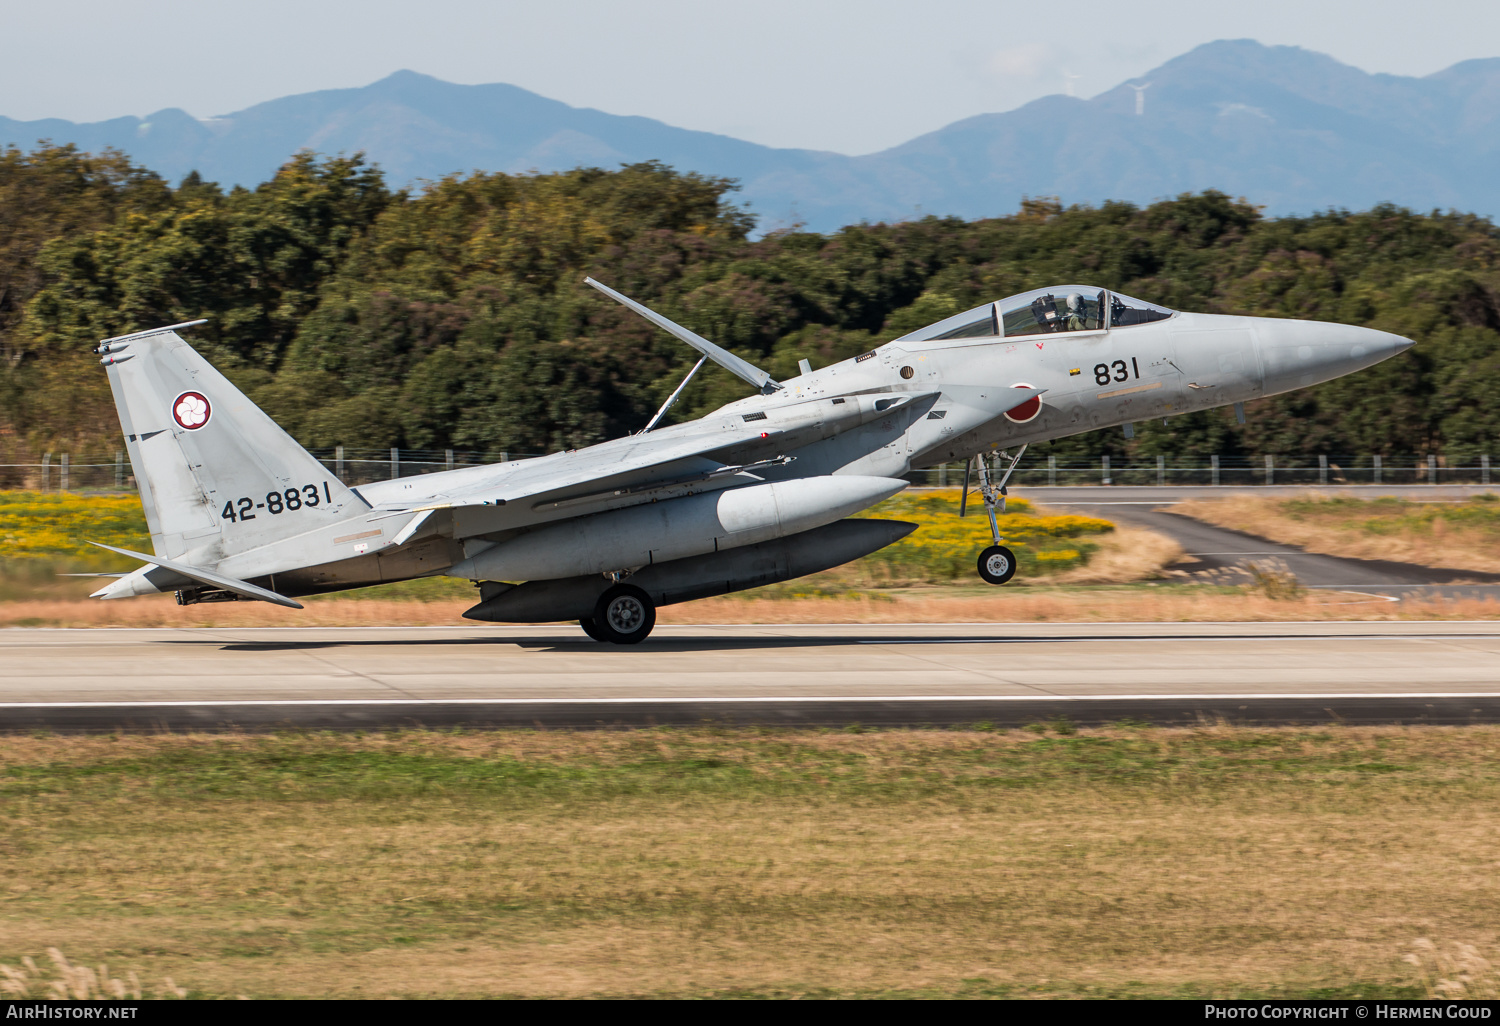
[1065,293,1089,331]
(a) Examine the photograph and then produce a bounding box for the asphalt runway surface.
[4,623,1500,731]
[1019,484,1500,601]
[6,484,1496,732]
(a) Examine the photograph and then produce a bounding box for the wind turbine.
[1130,82,1151,116]
[1064,70,1081,98]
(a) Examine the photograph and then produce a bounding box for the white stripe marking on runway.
[4,694,1500,709]
[858,633,1499,643]
[8,622,1500,631]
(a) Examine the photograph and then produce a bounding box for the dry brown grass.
[1404,939,1500,1000]
[1,728,1496,998]
[4,586,1499,627]
[0,596,476,628]
[659,589,1484,623]
[1046,524,1183,584]
[1174,494,1500,573]
[0,948,187,1000]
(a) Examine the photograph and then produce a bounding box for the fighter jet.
[88,280,1413,642]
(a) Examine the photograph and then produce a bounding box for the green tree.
[5,147,1500,469]
[10,152,391,448]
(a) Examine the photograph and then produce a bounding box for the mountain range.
[5,39,1500,233]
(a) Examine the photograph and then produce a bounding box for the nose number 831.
[220,482,333,523]
[1093,358,1141,386]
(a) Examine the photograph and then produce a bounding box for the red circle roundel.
[172,391,212,430]
[1004,383,1042,424]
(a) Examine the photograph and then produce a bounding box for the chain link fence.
[0,449,1493,493]
[0,447,548,493]
[906,454,1494,488]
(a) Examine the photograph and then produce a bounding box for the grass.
[3,580,1498,627]
[0,491,150,571]
[1173,493,1500,573]
[1,726,1497,998]
[0,492,151,603]
[5,488,1497,625]
[0,489,1122,593]
[0,488,1180,620]
[847,491,1116,583]
[0,585,1492,627]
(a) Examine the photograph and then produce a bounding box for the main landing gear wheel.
[977,545,1017,586]
[578,617,609,642]
[590,584,656,644]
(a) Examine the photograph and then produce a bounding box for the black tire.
[977,545,1017,585]
[579,617,609,642]
[591,584,656,644]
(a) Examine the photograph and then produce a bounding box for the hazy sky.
[7,0,1500,154]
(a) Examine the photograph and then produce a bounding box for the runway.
[4,623,1500,731]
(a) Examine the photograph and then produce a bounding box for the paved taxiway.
[1019,484,1500,601]
[4,623,1500,730]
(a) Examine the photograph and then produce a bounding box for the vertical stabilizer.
[98,322,363,563]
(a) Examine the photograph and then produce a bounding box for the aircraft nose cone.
[1349,326,1414,359]
[1257,321,1414,393]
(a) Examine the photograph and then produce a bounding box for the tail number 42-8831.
[221,482,333,523]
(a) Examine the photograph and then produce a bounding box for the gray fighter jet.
[89,281,1413,642]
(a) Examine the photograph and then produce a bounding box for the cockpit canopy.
[894,286,1174,343]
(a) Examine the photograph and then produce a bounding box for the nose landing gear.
[962,445,1027,586]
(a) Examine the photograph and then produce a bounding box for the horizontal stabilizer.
[89,542,303,608]
[585,277,782,394]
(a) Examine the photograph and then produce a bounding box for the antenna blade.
[586,277,781,394]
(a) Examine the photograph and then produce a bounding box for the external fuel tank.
[447,475,908,582]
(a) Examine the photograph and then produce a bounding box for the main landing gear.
[580,583,657,644]
[961,445,1026,586]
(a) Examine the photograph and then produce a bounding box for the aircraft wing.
[356,388,956,536]
[361,413,794,516]
[469,386,999,513]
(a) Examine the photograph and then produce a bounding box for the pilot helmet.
[1066,292,1083,311]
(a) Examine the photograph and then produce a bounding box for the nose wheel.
[582,584,657,644]
[962,446,1026,586]
[977,545,1017,585]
